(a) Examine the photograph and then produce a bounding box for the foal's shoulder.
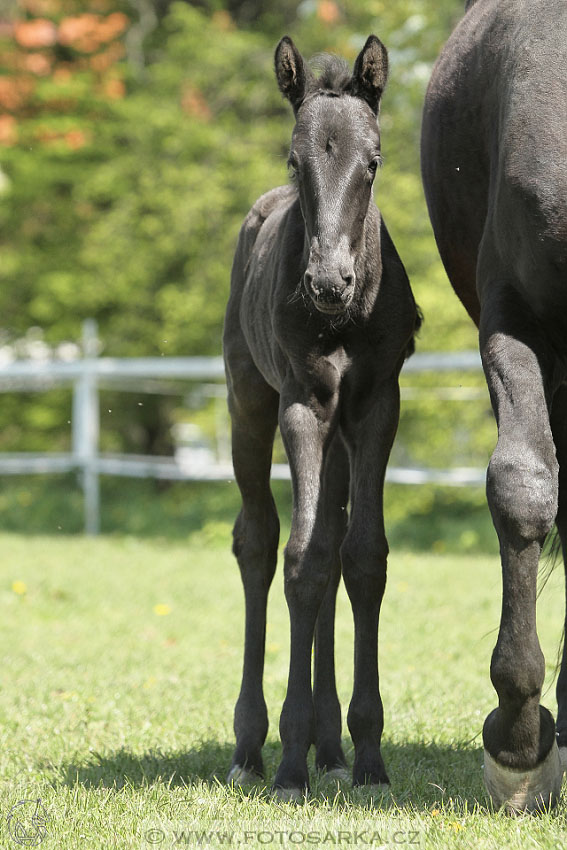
[233,185,298,281]
[243,185,297,235]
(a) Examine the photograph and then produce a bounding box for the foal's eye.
[367,155,382,177]
[287,154,299,177]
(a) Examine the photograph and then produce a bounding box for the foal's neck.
[356,201,383,299]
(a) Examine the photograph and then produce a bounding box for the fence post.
[72,320,100,534]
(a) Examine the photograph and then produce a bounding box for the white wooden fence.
[0,321,486,534]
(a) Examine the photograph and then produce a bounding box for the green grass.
[0,531,566,848]
[0,475,499,555]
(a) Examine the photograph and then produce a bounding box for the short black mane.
[307,54,351,96]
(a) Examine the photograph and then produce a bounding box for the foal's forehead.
[293,94,380,153]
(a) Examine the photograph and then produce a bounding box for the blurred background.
[0,0,497,550]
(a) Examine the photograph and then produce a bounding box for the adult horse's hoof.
[272,785,306,802]
[227,765,261,787]
[320,767,350,785]
[483,741,564,813]
[559,745,567,775]
[351,782,391,799]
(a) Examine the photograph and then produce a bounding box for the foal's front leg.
[273,381,339,797]
[227,372,280,784]
[341,377,400,788]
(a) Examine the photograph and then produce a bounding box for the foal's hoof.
[227,765,261,787]
[483,741,564,813]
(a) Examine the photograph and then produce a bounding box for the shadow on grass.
[54,739,488,811]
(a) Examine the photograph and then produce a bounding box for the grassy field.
[0,530,566,849]
[0,476,499,555]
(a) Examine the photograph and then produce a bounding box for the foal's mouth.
[311,297,352,316]
[301,269,355,316]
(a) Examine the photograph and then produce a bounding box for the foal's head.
[275,35,388,316]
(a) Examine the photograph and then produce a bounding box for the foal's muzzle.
[303,268,355,315]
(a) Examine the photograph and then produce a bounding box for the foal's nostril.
[304,271,314,291]
[342,274,354,289]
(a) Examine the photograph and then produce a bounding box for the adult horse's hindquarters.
[422,0,567,813]
[223,35,420,798]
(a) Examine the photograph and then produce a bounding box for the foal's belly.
[240,291,286,393]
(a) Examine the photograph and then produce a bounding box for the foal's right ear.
[275,37,309,114]
[350,35,388,115]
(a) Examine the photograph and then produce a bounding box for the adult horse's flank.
[422,0,567,812]
[223,36,420,797]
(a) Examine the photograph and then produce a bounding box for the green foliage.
[0,0,495,519]
[76,5,289,356]
[0,475,500,554]
[2,0,474,359]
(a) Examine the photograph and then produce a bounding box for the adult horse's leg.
[341,377,400,787]
[313,434,349,778]
[479,279,563,812]
[273,382,339,797]
[226,361,280,784]
[550,385,567,774]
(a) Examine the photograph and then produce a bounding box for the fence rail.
[0,321,486,534]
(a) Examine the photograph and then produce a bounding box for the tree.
[0,0,487,470]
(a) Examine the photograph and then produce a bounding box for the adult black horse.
[223,36,420,797]
[422,0,567,812]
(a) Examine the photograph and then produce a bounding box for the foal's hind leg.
[313,434,349,779]
[226,364,280,784]
[479,281,562,812]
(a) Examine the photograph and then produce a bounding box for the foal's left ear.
[275,36,310,114]
[349,35,389,115]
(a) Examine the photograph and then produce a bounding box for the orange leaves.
[0,76,34,110]
[181,85,211,121]
[64,128,88,149]
[21,53,53,76]
[58,15,103,53]
[33,124,91,149]
[101,76,126,100]
[90,43,126,73]
[14,18,57,49]
[317,1,341,25]
[7,10,130,81]
[20,0,61,14]
[0,115,18,147]
[1,6,130,144]
[58,12,128,54]
[211,11,235,32]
